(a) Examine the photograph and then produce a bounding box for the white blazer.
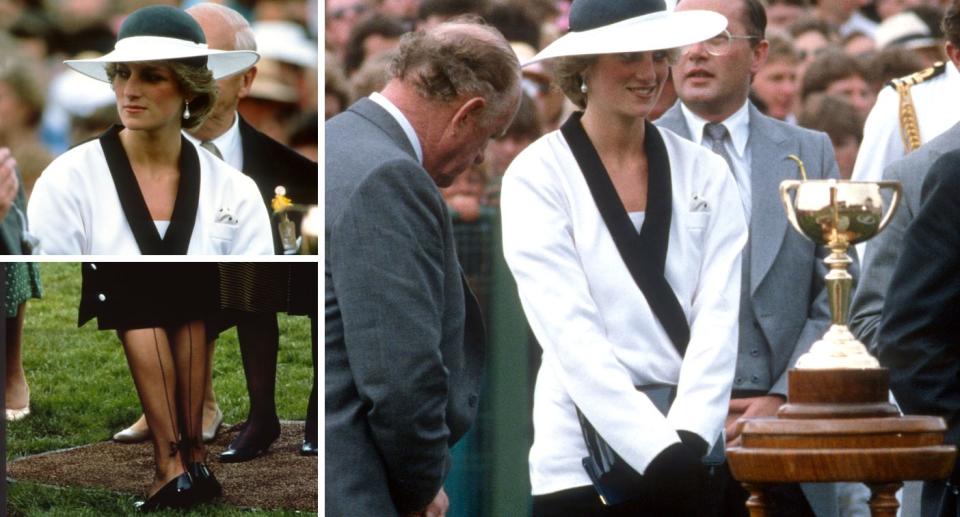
[27,135,273,255]
[501,125,747,496]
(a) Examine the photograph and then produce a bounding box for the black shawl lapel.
[100,125,199,254]
[164,139,200,253]
[560,112,691,355]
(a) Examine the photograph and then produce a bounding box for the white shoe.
[6,406,29,422]
[113,414,150,443]
[203,406,224,442]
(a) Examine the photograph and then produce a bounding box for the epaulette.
[886,61,946,91]
[887,62,945,153]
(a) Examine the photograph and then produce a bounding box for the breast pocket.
[686,212,710,232]
[209,222,237,254]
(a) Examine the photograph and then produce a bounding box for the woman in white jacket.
[501,0,748,514]
[27,5,271,255]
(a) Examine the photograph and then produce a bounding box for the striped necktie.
[200,140,223,161]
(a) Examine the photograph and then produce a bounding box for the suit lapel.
[655,103,692,140]
[238,117,267,178]
[747,104,794,294]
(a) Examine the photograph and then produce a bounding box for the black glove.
[640,441,708,516]
[678,429,709,458]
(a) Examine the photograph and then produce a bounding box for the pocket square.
[689,195,710,212]
[215,207,238,225]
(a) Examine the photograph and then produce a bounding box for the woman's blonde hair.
[106,59,218,130]
[552,54,596,109]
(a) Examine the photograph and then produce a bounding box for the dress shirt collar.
[370,91,423,165]
[183,114,243,171]
[679,100,751,158]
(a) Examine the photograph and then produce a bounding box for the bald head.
[186,2,257,52]
[185,2,258,140]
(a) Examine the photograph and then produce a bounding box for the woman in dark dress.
[213,262,318,462]
[80,262,219,511]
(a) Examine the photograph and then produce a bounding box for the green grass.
[7,263,316,516]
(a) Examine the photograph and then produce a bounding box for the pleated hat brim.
[524,10,727,66]
[64,35,260,82]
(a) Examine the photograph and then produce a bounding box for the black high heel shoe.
[219,422,280,463]
[134,472,195,513]
[188,462,222,503]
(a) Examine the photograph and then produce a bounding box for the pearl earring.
[183,102,191,120]
[580,81,588,94]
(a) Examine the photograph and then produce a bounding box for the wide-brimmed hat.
[64,5,259,82]
[525,0,727,66]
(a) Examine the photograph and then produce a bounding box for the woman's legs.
[120,327,185,496]
[168,321,208,465]
[233,313,280,447]
[6,303,29,413]
[203,339,221,435]
[115,340,219,443]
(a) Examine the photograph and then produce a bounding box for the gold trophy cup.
[723,167,955,511]
[780,177,901,369]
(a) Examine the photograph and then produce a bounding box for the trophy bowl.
[780,179,901,370]
[781,180,901,249]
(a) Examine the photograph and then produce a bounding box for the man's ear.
[750,39,770,75]
[450,96,487,131]
[947,41,960,71]
[238,66,258,99]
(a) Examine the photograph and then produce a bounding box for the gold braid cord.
[892,64,941,154]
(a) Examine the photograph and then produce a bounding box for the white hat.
[875,11,939,51]
[252,21,318,69]
[64,5,259,82]
[525,0,727,66]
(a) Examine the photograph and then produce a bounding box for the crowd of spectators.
[0,0,319,200]
[325,0,953,214]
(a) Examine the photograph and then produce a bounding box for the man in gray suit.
[658,0,846,514]
[849,122,960,351]
[325,19,521,517]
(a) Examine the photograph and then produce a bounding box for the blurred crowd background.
[324,0,954,219]
[0,0,319,200]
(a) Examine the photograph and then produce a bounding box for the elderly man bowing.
[325,18,521,517]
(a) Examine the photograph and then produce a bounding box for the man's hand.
[725,395,785,447]
[404,488,449,517]
[0,147,18,221]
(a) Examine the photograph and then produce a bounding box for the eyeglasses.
[682,30,760,57]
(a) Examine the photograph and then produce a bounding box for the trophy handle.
[874,180,903,234]
[780,180,805,236]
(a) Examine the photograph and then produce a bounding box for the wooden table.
[726,369,956,517]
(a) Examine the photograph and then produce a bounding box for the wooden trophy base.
[727,367,956,517]
[778,368,899,419]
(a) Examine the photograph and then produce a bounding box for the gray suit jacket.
[658,102,842,517]
[325,98,486,516]
[849,122,960,352]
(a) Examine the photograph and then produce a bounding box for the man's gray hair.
[388,17,520,124]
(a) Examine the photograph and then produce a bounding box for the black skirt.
[217,263,289,313]
[78,263,218,330]
[205,262,317,338]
